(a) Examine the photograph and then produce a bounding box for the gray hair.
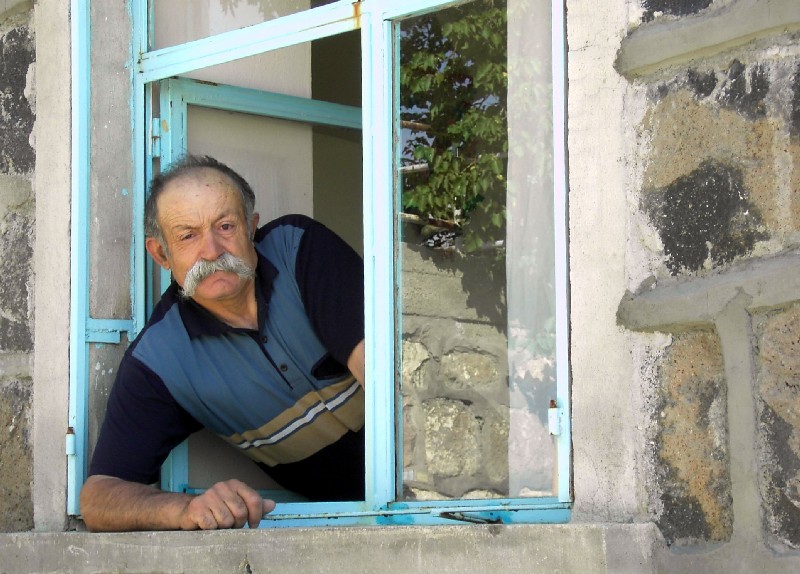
[144,155,257,244]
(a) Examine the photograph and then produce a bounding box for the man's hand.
[179,479,276,530]
[80,474,276,532]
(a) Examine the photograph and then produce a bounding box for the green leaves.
[399,0,508,253]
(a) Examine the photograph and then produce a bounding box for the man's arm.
[80,474,275,532]
[347,339,365,387]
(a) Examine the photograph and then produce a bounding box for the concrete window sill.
[0,523,659,574]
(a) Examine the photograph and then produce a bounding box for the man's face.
[146,168,259,307]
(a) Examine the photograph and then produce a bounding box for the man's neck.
[192,281,259,331]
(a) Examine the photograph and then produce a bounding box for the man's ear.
[250,213,260,239]
[145,237,170,270]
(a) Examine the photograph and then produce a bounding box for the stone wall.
[617,0,800,555]
[400,229,513,500]
[0,1,34,533]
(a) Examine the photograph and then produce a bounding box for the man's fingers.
[252,498,277,527]
[183,480,258,530]
[215,481,253,529]
[227,480,269,528]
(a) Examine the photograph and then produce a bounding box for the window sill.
[1,523,660,573]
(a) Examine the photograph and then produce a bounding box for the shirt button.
[261,335,268,343]
[280,364,288,372]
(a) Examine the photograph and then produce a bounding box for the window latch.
[435,511,502,525]
[548,399,562,436]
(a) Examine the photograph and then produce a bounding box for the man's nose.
[198,230,225,261]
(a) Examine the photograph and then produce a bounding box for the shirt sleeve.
[88,353,202,484]
[294,218,365,366]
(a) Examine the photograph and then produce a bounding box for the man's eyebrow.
[167,222,199,233]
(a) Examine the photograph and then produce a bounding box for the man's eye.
[180,233,194,241]
[220,223,235,231]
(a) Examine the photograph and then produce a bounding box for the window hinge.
[86,318,134,344]
[66,427,76,456]
[150,117,162,158]
[548,399,563,436]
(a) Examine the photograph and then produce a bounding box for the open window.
[69,0,570,526]
[154,76,362,499]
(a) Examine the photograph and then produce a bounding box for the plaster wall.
[31,0,70,532]
[566,0,644,523]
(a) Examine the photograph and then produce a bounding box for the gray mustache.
[181,252,255,298]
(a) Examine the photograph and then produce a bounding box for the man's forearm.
[80,475,192,532]
[347,339,366,387]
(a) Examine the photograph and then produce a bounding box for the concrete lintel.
[0,523,661,574]
[617,250,800,332]
[615,0,800,78]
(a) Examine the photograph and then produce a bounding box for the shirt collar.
[177,253,278,339]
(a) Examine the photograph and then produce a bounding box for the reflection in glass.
[396,0,556,501]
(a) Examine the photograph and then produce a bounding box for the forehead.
[157,168,244,218]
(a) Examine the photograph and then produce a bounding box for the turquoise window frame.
[68,0,571,526]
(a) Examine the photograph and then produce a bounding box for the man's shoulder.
[126,284,184,357]
[254,213,317,244]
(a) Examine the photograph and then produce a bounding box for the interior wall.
[311,30,363,254]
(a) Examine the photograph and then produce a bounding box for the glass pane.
[396,0,556,501]
[152,0,338,49]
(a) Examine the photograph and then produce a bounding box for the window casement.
[69,0,571,527]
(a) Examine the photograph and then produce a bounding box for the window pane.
[396,0,556,501]
[152,0,338,49]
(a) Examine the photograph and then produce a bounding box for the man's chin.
[190,273,249,302]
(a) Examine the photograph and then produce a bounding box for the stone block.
[0,18,34,176]
[423,398,482,480]
[652,330,732,546]
[0,377,32,532]
[753,304,800,550]
[0,210,33,352]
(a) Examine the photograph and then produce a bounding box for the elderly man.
[80,155,365,531]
